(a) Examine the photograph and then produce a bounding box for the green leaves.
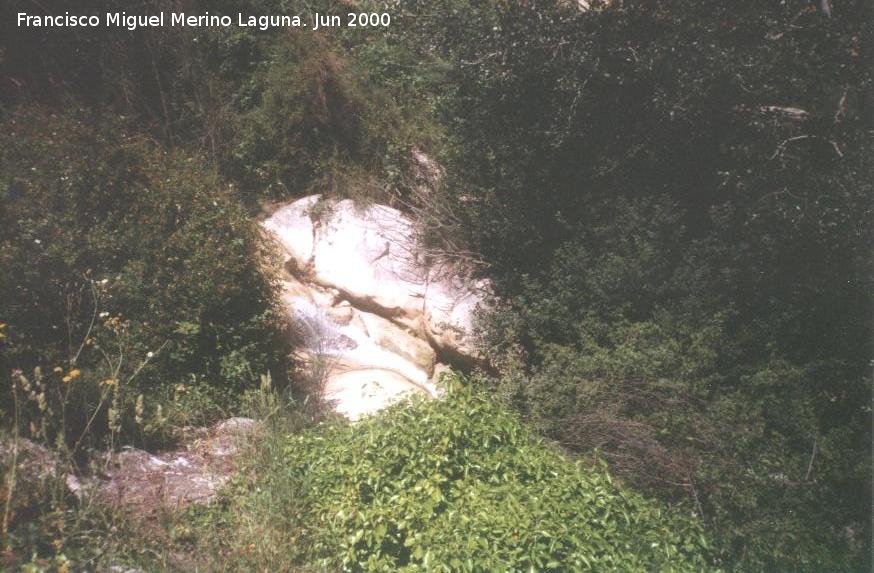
[398,0,872,569]
[0,109,289,447]
[269,377,711,571]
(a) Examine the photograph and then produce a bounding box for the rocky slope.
[263,195,489,420]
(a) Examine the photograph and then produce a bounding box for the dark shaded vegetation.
[0,0,870,570]
[0,110,288,450]
[388,0,872,569]
[1,0,431,205]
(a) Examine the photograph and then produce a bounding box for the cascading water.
[289,298,356,354]
[263,195,489,420]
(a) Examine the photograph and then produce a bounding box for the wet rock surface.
[264,195,489,420]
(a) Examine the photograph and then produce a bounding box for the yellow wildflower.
[0,323,6,329]
[101,378,117,387]
[68,369,81,379]
[53,366,63,373]
[62,375,72,384]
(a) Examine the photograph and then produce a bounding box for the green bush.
[387,0,871,569]
[218,27,428,204]
[264,378,711,571]
[0,108,289,450]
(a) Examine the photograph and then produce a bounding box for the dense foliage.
[387,0,872,569]
[0,0,428,205]
[0,109,287,449]
[0,0,869,570]
[252,379,711,571]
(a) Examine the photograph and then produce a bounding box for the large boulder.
[263,195,490,420]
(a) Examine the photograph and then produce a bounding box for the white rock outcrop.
[263,195,489,420]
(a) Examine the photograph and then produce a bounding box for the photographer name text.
[17,11,391,32]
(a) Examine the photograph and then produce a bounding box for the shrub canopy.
[273,379,712,571]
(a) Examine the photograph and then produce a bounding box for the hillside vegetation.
[0,0,870,571]
[205,379,711,571]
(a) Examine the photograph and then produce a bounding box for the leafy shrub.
[0,108,290,449]
[475,196,869,570]
[263,377,711,571]
[222,29,422,205]
[389,0,871,569]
